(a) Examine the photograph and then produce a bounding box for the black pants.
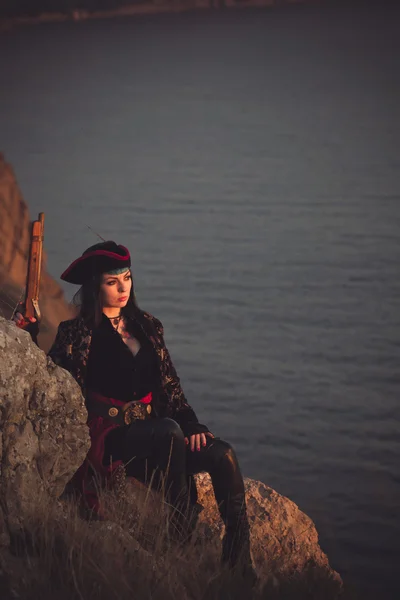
[104,417,252,568]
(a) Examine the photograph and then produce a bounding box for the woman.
[15,240,254,576]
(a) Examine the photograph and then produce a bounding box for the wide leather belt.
[86,391,152,426]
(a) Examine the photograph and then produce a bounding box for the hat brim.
[61,246,131,284]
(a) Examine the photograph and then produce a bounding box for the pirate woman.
[15,241,254,575]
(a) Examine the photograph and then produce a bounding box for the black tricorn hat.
[60,241,131,284]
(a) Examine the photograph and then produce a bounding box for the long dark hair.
[72,269,142,327]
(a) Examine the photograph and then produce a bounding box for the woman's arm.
[47,322,73,371]
[154,317,210,437]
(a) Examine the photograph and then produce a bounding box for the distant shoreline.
[0,0,311,31]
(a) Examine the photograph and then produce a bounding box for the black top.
[86,314,160,402]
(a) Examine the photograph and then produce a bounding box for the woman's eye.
[105,275,130,286]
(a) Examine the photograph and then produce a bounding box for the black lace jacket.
[47,310,209,437]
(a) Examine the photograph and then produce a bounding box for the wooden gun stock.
[25,212,45,320]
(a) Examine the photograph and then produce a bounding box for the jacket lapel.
[67,317,93,393]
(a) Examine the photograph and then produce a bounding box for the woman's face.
[99,269,132,310]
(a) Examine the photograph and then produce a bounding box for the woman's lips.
[118,296,128,302]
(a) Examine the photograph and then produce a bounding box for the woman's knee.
[207,439,238,468]
[158,418,184,442]
[206,440,245,497]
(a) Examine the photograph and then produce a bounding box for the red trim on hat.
[60,245,130,281]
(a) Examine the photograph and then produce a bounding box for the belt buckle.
[123,402,152,425]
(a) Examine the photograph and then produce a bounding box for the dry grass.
[1,478,357,600]
[3,481,253,600]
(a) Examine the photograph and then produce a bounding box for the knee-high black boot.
[203,440,253,572]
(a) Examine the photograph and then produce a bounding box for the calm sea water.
[1,2,399,596]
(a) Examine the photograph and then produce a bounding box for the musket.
[24,212,45,321]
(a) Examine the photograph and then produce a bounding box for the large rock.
[0,152,75,352]
[0,318,90,541]
[195,472,342,590]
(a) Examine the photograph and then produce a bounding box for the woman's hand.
[12,311,39,344]
[13,312,36,329]
[185,432,214,452]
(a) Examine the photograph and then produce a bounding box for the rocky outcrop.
[0,318,90,543]
[0,153,74,352]
[0,319,342,598]
[195,472,342,591]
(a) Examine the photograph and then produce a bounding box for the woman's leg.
[186,438,253,570]
[106,418,188,504]
[104,418,194,537]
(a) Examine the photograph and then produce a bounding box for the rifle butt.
[25,213,45,320]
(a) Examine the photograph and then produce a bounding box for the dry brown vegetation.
[4,484,246,600]
[0,478,357,600]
